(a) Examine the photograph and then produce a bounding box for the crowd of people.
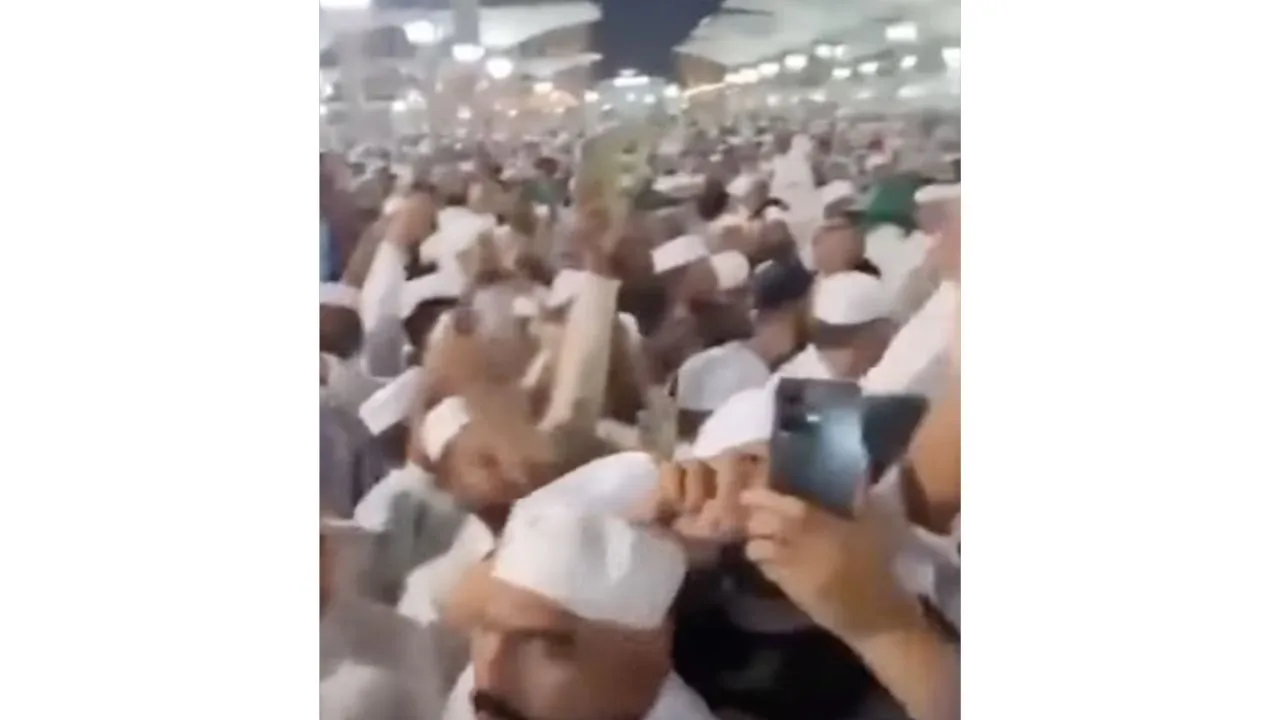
[319,117,961,720]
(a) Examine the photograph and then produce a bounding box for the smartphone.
[769,378,930,517]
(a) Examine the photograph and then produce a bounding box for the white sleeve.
[360,242,409,331]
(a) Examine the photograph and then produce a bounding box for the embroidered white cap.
[709,251,750,291]
[819,180,856,208]
[914,182,961,204]
[320,283,361,310]
[399,271,467,319]
[546,269,589,309]
[812,271,891,326]
[357,367,426,435]
[493,504,687,630]
[651,234,710,274]
[689,386,775,459]
[419,396,471,462]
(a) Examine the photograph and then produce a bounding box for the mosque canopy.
[320,1,601,66]
[677,0,959,69]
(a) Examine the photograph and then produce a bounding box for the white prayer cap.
[866,152,892,170]
[651,234,711,274]
[399,271,466,319]
[676,345,771,413]
[812,271,891,326]
[493,504,686,630]
[726,173,758,198]
[763,206,787,223]
[419,396,471,463]
[689,386,774,460]
[709,251,750,291]
[819,180,856,208]
[914,182,961,204]
[320,283,361,310]
[517,451,659,517]
[546,269,589,309]
[358,366,425,435]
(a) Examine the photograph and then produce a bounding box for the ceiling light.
[858,61,879,76]
[900,55,918,70]
[832,66,853,80]
[758,61,781,78]
[783,53,809,71]
[943,47,961,68]
[451,43,485,63]
[885,21,918,42]
[484,56,514,80]
[403,20,440,45]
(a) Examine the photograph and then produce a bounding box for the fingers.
[680,461,714,515]
[740,487,807,518]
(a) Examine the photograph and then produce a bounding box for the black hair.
[320,306,364,359]
[695,180,731,221]
[403,298,459,355]
[751,256,814,312]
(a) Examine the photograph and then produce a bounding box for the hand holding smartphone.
[769,378,930,517]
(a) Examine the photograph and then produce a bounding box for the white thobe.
[323,354,388,414]
[354,464,468,597]
[861,281,958,399]
[359,243,411,378]
[771,345,834,381]
[396,516,496,689]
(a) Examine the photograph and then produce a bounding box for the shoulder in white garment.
[444,666,720,720]
[398,515,496,626]
[861,281,958,397]
[771,344,834,382]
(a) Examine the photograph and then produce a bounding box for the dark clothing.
[673,570,910,720]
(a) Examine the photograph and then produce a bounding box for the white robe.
[396,516,496,689]
[771,344,834,381]
[444,665,719,720]
[675,341,772,412]
[861,281,958,398]
[323,354,387,415]
[354,464,468,597]
[321,594,447,720]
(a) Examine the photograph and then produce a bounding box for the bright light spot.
[832,66,853,80]
[457,106,473,120]
[534,81,555,95]
[485,56,514,79]
[858,61,879,76]
[663,84,680,99]
[320,104,329,117]
[783,53,809,71]
[740,68,760,84]
[626,92,637,102]
[900,54,918,70]
[451,43,485,63]
[612,74,651,87]
[897,85,922,98]
[644,93,656,104]
[391,99,408,113]
[507,108,518,117]
[809,90,827,102]
[814,44,834,59]
[833,44,849,59]
[584,90,599,102]
[404,20,440,45]
[943,46,961,68]
[758,61,781,78]
[765,94,780,107]
[885,21,917,42]
[619,68,638,77]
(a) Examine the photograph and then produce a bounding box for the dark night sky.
[594,0,724,79]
